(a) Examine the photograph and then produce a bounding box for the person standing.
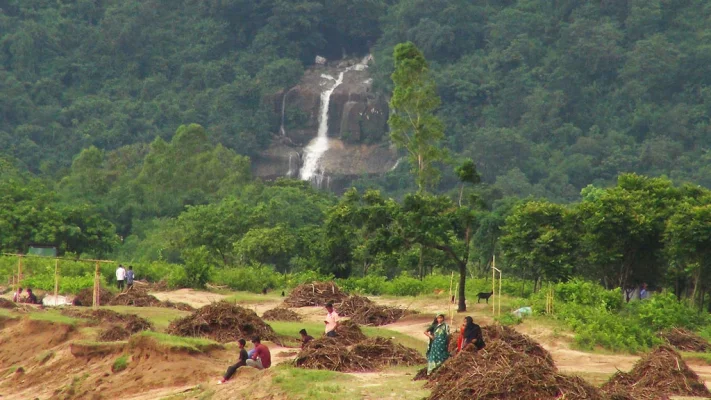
[324,302,339,337]
[126,266,135,290]
[425,313,449,375]
[246,336,271,370]
[640,283,649,300]
[217,339,248,384]
[116,265,126,291]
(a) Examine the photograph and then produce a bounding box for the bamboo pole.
[448,272,454,325]
[17,255,23,291]
[93,260,100,310]
[492,255,495,316]
[54,258,60,306]
[498,269,502,317]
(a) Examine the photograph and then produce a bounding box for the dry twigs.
[98,325,131,341]
[73,287,113,306]
[351,337,426,368]
[0,298,17,309]
[62,308,153,335]
[659,328,711,352]
[284,281,347,307]
[167,301,277,343]
[427,340,602,400]
[262,307,302,322]
[601,345,711,399]
[107,287,194,311]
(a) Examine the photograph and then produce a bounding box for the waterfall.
[300,55,371,182]
[279,87,296,136]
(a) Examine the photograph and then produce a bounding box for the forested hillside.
[4,1,711,310]
[3,0,711,198]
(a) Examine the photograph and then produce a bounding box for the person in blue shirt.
[126,266,135,290]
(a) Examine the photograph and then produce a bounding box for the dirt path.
[150,289,227,308]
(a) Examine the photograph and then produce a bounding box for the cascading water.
[300,56,371,183]
[279,87,296,136]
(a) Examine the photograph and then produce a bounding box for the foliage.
[112,354,129,373]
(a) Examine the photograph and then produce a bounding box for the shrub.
[112,354,129,373]
[389,274,425,296]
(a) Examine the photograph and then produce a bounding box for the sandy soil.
[150,289,228,308]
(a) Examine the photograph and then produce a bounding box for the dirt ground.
[2,289,711,399]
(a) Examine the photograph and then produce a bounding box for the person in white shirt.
[116,265,126,291]
[324,302,339,337]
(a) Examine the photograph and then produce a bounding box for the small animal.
[281,290,285,297]
[261,288,268,295]
[476,292,494,303]
[433,289,445,295]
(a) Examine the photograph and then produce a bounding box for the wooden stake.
[54,258,60,306]
[492,255,495,316]
[17,255,23,290]
[448,272,454,325]
[93,261,100,310]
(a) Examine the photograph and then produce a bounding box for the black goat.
[476,292,494,303]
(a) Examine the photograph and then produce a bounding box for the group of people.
[115,264,135,291]
[12,287,38,304]
[425,314,485,375]
[217,301,338,384]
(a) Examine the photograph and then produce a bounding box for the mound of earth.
[427,340,603,400]
[284,281,347,307]
[262,307,302,322]
[167,301,277,343]
[73,287,114,306]
[602,345,711,399]
[61,309,153,333]
[659,328,711,352]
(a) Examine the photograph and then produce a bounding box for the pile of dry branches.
[351,337,426,368]
[284,281,347,307]
[167,301,277,343]
[0,298,17,309]
[62,308,153,336]
[482,324,555,368]
[262,307,302,322]
[427,340,603,400]
[295,325,424,372]
[659,328,711,352]
[333,319,368,345]
[106,288,193,311]
[98,325,131,341]
[602,345,711,399]
[335,295,412,326]
[336,295,374,316]
[73,287,114,306]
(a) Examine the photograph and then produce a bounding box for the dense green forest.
[3,1,711,312]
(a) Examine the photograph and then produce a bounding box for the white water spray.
[279,87,296,136]
[300,56,371,182]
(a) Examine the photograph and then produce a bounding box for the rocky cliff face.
[253,57,396,191]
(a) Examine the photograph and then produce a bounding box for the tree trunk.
[458,261,467,312]
[458,184,464,207]
[418,247,424,280]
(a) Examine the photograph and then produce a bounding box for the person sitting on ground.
[460,316,485,352]
[25,288,38,304]
[12,287,23,303]
[246,336,271,370]
[299,329,314,349]
[126,266,135,290]
[324,302,339,337]
[217,339,249,384]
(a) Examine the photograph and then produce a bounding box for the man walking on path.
[217,339,249,384]
[324,302,339,337]
[246,336,271,370]
[126,266,135,290]
[116,265,126,291]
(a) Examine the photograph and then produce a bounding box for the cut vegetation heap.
[284,281,347,307]
[108,288,194,311]
[427,340,602,400]
[262,307,301,322]
[62,309,153,341]
[337,295,413,326]
[73,287,113,306]
[167,301,277,343]
[602,345,711,400]
[295,321,424,372]
[658,328,711,352]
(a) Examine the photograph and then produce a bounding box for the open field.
[1,288,710,399]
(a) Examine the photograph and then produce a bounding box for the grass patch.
[681,351,711,365]
[112,354,129,372]
[28,310,85,326]
[272,365,356,400]
[224,291,283,304]
[103,306,190,331]
[6,365,23,375]
[133,331,222,353]
[36,350,54,364]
